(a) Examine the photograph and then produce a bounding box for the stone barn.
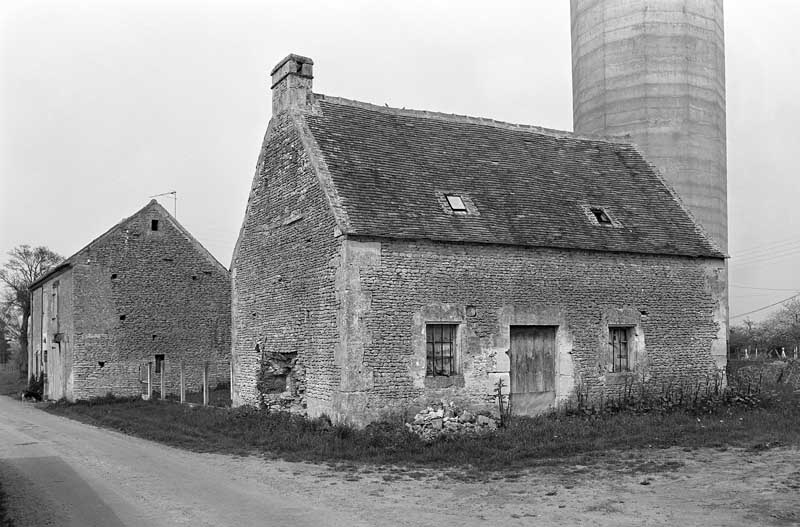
[28,200,231,401]
[231,54,728,425]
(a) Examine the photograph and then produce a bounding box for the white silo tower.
[571,0,727,251]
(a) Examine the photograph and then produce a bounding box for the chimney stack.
[270,54,314,115]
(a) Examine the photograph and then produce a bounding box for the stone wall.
[328,236,727,425]
[231,112,342,411]
[44,201,231,401]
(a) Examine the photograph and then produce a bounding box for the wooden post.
[202,361,209,406]
[146,362,152,400]
[160,363,165,400]
[180,361,185,404]
[229,361,234,402]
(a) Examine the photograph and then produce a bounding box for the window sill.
[424,375,465,389]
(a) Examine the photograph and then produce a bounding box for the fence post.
[202,361,209,406]
[180,361,185,404]
[146,362,152,400]
[160,362,165,400]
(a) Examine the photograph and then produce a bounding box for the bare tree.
[0,245,63,372]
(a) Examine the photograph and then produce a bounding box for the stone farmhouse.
[231,54,728,425]
[28,200,231,401]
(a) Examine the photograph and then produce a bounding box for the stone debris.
[406,402,498,441]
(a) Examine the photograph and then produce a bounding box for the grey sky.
[1,1,798,322]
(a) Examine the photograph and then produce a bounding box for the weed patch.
[44,384,800,472]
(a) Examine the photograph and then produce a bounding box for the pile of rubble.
[405,402,499,441]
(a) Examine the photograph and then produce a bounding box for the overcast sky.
[1,1,798,323]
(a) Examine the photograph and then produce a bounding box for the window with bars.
[426,324,458,377]
[610,327,631,372]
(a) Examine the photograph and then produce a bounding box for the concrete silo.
[571,0,727,251]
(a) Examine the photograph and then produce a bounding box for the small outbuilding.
[231,54,728,425]
[28,200,231,401]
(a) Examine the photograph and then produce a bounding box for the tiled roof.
[303,96,724,258]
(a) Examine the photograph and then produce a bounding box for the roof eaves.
[29,261,73,291]
[344,232,724,260]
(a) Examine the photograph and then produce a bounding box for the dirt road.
[1,395,798,526]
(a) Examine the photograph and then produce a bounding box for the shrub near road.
[45,381,800,472]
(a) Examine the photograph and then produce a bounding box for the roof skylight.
[445,194,467,212]
[590,207,612,225]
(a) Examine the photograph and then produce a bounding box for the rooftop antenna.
[149,190,177,217]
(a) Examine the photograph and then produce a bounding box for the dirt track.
[0,394,798,526]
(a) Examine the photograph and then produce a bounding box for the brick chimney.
[270,54,314,115]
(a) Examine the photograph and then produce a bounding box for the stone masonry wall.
[68,202,231,400]
[232,112,341,412]
[331,236,727,425]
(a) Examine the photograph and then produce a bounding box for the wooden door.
[509,326,557,414]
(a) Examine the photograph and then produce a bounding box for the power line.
[731,284,800,292]
[730,292,800,320]
[732,235,800,258]
[730,247,800,268]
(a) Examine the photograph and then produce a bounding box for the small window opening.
[98,361,105,368]
[610,327,631,372]
[119,315,126,321]
[426,324,458,377]
[151,219,159,231]
[203,270,212,275]
[152,334,157,341]
[590,207,612,225]
[154,354,165,374]
[111,273,118,280]
[192,275,198,280]
[445,194,467,212]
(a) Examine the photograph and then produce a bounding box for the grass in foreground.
[0,481,15,527]
[44,387,800,472]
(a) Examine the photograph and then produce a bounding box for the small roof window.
[445,194,467,212]
[590,207,612,225]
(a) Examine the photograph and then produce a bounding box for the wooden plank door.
[509,325,557,414]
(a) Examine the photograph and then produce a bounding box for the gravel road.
[1,394,798,526]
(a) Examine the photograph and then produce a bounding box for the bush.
[22,372,45,401]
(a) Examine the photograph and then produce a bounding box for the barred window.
[610,327,631,372]
[426,324,458,377]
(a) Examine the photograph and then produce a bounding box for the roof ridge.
[312,93,635,145]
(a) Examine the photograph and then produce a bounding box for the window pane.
[445,195,467,211]
[425,324,458,377]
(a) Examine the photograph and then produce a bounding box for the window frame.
[425,323,459,377]
[609,326,633,373]
[154,354,165,374]
[445,194,467,213]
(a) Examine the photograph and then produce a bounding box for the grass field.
[45,385,800,471]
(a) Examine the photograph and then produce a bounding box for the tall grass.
[46,377,800,471]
